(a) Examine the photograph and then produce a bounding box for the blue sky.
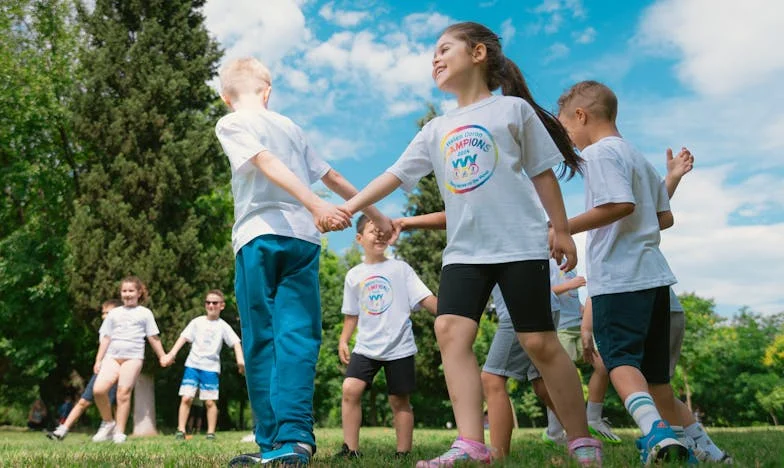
[203,0,784,316]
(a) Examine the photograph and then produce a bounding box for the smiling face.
[120,282,141,307]
[204,293,225,320]
[432,32,482,94]
[356,220,388,259]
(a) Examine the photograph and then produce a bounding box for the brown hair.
[205,289,225,301]
[356,214,371,234]
[120,276,148,304]
[442,22,583,180]
[102,298,122,309]
[557,80,618,122]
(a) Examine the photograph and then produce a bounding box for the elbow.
[619,203,635,217]
[659,212,674,230]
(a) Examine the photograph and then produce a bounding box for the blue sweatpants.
[235,234,322,451]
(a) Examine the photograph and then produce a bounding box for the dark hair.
[120,276,148,304]
[102,298,122,309]
[206,289,225,301]
[356,214,371,234]
[557,80,618,122]
[442,22,583,180]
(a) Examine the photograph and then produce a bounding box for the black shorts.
[438,261,554,332]
[345,353,416,395]
[592,286,671,384]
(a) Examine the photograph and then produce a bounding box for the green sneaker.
[588,418,622,444]
[541,429,568,447]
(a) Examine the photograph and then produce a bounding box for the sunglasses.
[205,300,223,305]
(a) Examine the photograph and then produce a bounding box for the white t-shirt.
[669,288,684,313]
[181,316,241,373]
[99,306,160,360]
[342,259,432,361]
[387,96,564,267]
[582,136,677,296]
[492,284,559,323]
[549,259,582,329]
[215,109,331,254]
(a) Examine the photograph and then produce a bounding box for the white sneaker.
[113,433,127,444]
[47,424,68,441]
[588,418,622,444]
[92,420,116,442]
[542,429,568,447]
[241,433,255,443]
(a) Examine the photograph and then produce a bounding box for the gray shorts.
[669,312,685,378]
[483,310,560,382]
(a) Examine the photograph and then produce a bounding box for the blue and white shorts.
[179,366,220,400]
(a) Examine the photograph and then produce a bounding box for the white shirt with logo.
[215,109,331,254]
[582,136,677,296]
[549,259,582,329]
[99,306,160,360]
[181,316,241,373]
[387,96,564,267]
[342,259,432,361]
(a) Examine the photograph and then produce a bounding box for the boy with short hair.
[335,215,437,459]
[162,289,244,440]
[557,80,688,464]
[215,57,392,465]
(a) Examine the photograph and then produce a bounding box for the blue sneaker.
[261,443,313,465]
[228,453,262,466]
[636,420,689,465]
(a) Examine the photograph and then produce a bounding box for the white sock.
[685,423,725,460]
[546,408,564,438]
[670,425,684,438]
[586,401,603,422]
[54,424,68,435]
[624,392,662,436]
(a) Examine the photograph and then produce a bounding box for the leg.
[178,396,194,433]
[481,372,513,458]
[113,358,143,436]
[177,368,199,433]
[341,377,367,451]
[93,358,121,423]
[385,355,416,454]
[388,394,414,453]
[204,400,218,435]
[587,355,610,410]
[62,398,91,430]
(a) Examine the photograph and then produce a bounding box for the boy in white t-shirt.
[335,215,437,460]
[162,290,244,440]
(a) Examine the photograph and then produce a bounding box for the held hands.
[312,200,352,233]
[237,361,246,375]
[666,147,694,180]
[550,229,578,272]
[568,276,587,289]
[159,353,174,368]
[338,341,351,365]
[93,361,102,375]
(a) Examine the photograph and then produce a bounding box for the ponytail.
[501,58,583,180]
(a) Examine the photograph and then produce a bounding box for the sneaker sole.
[261,454,309,466]
[588,426,622,444]
[651,442,689,464]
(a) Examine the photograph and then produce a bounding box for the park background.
[2,0,783,437]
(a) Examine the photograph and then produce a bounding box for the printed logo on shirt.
[360,275,394,316]
[440,124,498,194]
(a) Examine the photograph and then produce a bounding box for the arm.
[233,342,245,375]
[665,147,694,199]
[658,210,674,230]
[161,336,190,367]
[147,335,167,362]
[567,203,635,235]
[321,168,393,235]
[580,297,597,364]
[418,295,438,315]
[342,172,402,218]
[93,336,110,374]
[531,169,577,271]
[397,212,446,231]
[552,276,586,295]
[338,315,359,365]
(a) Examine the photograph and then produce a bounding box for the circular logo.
[440,124,498,194]
[360,275,394,316]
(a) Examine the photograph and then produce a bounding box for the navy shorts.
[81,373,118,404]
[345,353,416,395]
[592,286,671,384]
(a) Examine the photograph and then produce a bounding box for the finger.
[666,148,673,161]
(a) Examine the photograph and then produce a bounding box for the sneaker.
[175,431,185,440]
[541,429,568,447]
[228,452,262,466]
[261,442,313,465]
[113,433,127,444]
[588,418,622,444]
[568,437,603,467]
[91,420,116,442]
[241,433,256,443]
[206,433,216,441]
[415,437,492,467]
[47,425,68,441]
[636,420,689,465]
[333,443,362,459]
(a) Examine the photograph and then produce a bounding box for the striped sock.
[624,392,662,435]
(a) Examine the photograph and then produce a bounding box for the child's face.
[120,282,141,307]
[204,294,225,319]
[101,304,114,320]
[432,33,479,93]
[356,221,388,257]
[557,108,590,151]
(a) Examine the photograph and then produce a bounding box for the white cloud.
[318,2,370,28]
[500,19,516,44]
[387,101,422,117]
[304,129,362,161]
[530,0,587,34]
[573,26,596,44]
[403,12,453,39]
[544,43,570,63]
[636,0,784,96]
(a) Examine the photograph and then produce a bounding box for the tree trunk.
[132,373,157,436]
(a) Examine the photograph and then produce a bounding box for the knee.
[342,379,365,402]
[181,396,193,406]
[518,332,557,360]
[77,399,91,410]
[116,387,132,404]
[389,395,412,413]
[480,372,507,397]
[204,400,216,409]
[434,316,472,349]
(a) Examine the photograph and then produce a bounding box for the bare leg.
[113,386,133,435]
[341,377,366,451]
[205,400,218,434]
[62,398,91,429]
[389,394,413,453]
[177,396,193,433]
[481,372,513,458]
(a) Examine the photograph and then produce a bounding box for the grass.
[1,426,783,467]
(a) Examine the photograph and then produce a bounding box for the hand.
[666,147,694,180]
[237,361,246,375]
[568,276,587,289]
[370,214,394,242]
[581,328,598,365]
[338,341,351,365]
[159,354,172,367]
[388,218,407,245]
[312,201,352,233]
[93,361,101,374]
[551,230,577,272]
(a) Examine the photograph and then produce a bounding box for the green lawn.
[1,426,782,467]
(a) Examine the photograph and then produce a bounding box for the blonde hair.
[219,57,272,100]
[557,80,618,122]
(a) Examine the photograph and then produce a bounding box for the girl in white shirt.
[91,276,166,444]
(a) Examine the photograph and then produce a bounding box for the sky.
[202,0,784,317]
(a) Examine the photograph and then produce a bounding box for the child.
[557,80,686,463]
[335,215,437,459]
[90,276,166,444]
[213,57,392,466]
[27,398,47,431]
[57,396,74,425]
[162,289,245,440]
[48,299,122,441]
[336,22,602,466]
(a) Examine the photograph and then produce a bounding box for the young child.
[556,80,686,463]
[47,299,122,441]
[214,57,392,466]
[335,215,437,460]
[336,22,602,467]
[90,276,166,444]
[161,289,245,441]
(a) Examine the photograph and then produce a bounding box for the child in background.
[48,299,122,441]
[335,215,437,460]
[337,22,602,466]
[27,399,47,431]
[162,289,245,441]
[57,396,74,425]
[91,276,166,444]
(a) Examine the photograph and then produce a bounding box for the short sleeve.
[656,179,671,213]
[584,148,635,207]
[341,272,360,316]
[144,310,160,337]
[519,108,564,177]
[221,321,241,347]
[300,128,331,184]
[98,313,113,339]
[548,259,561,289]
[386,129,433,192]
[180,319,196,342]
[404,263,432,310]
[215,115,267,173]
